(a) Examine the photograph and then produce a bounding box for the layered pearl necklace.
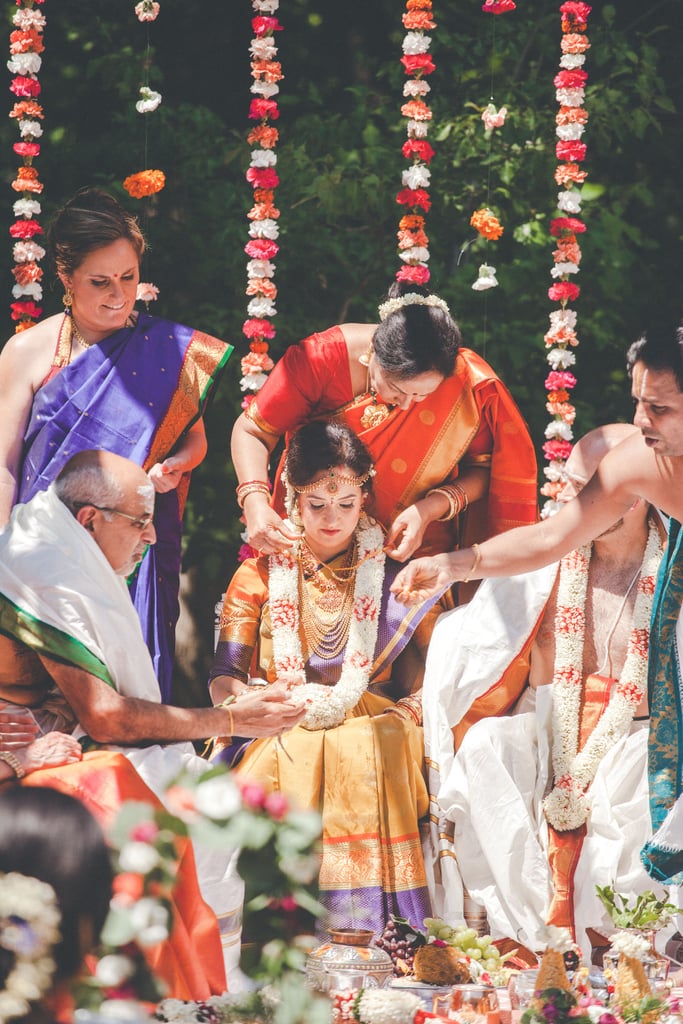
[269,518,386,730]
[543,517,663,831]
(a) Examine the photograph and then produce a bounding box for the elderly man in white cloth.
[0,449,305,986]
[422,423,673,959]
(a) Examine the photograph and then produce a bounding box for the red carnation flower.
[10,75,41,98]
[251,16,283,36]
[543,439,573,461]
[553,69,588,89]
[548,281,581,302]
[9,219,43,239]
[560,1,592,31]
[246,167,280,190]
[243,318,276,340]
[400,53,436,76]
[10,299,42,320]
[13,141,40,158]
[248,98,280,121]
[244,239,279,260]
[482,0,516,11]
[556,141,587,162]
[545,371,577,391]
[396,187,431,212]
[402,139,435,162]
[396,264,430,285]
[550,217,586,237]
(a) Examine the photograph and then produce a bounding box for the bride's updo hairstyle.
[286,421,373,496]
[48,186,146,278]
[373,281,461,380]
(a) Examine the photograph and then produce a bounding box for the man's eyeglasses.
[74,502,154,530]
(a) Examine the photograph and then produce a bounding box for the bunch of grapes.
[375,918,418,976]
[423,919,503,974]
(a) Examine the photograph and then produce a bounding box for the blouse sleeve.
[208,558,269,686]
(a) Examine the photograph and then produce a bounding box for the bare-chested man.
[397,323,683,886]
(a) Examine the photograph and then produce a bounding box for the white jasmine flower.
[407,119,429,138]
[241,372,268,392]
[547,347,576,370]
[610,930,651,958]
[13,199,41,218]
[402,165,431,189]
[556,87,585,106]
[118,841,160,875]
[560,54,586,70]
[18,120,42,139]
[556,123,585,142]
[249,218,279,240]
[248,297,277,318]
[246,258,275,279]
[250,38,277,60]
[12,282,42,300]
[402,32,431,54]
[557,191,582,213]
[95,954,136,987]
[399,246,430,263]
[551,262,580,278]
[250,148,277,168]
[194,775,242,820]
[251,80,279,98]
[8,53,41,75]
[545,420,574,442]
[136,87,162,114]
[472,264,499,291]
[403,79,431,97]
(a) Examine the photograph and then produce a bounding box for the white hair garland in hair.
[0,872,61,1024]
[377,292,450,321]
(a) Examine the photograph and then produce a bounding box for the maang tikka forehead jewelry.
[293,465,375,495]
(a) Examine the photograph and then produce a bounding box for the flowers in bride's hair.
[136,282,159,304]
[472,264,498,291]
[135,86,162,113]
[123,169,165,198]
[135,0,160,21]
[481,103,507,130]
[0,872,61,1023]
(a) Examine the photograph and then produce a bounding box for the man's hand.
[16,732,83,774]
[231,682,307,737]
[0,708,39,748]
[390,553,457,604]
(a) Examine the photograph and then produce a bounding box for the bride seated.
[209,420,446,935]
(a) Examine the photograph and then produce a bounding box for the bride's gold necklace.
[358,347,396,429]
[298,540,357,659]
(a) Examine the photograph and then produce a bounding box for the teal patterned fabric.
[640,519,683,884]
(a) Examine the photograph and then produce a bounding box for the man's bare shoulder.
[600,431,683,518]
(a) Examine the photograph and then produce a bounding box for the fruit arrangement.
[375,916,509,983]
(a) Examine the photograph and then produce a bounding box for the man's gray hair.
[55,458,125,519]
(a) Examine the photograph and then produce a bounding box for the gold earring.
[290,506,303,528]
[62,289,73,309]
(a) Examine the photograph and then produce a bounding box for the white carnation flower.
[240,372,268,392]
[253,0,279,11]
[12,282,42,300]
[549,308,577,330]
[545,420,574,441]
[13,198,41,218]
[551,262,579,278]
[472,264,499,291]
[251,80,279,98]
[8,52,41,75]
[557,191,582,213]
[250,38,277,60]
[246,258,275,278]
[547,347,576,370]
[560,54,586,69]
[13,240,45,263]
[402,165,431,189]
[399,246,430,263]
[250,148,277,168]
[13,8,46,29]
[95,954,136,987]
[248,297,277,318]
[402,32,431,54]
[556,123,585,141]
[556,87,585,106]
[18,120,42,139]
[249,218,279,240]
[118,841,160,875]
[136,87,162,113]
[194,775,242,820]
[403,79,430,97]
[407,119,429,138]
[544,461,566,482]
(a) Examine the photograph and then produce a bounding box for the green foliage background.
[1,0,680,696]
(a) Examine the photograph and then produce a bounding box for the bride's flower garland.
[0,871,61,1024]
[240,0,282,407]
[394,0,437,287]
[543,517,662,831]
[8,0,46,333]
[269,519,386,730]
[540,2,592,519]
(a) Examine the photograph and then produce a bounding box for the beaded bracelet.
[462,543,481,583]
[0,750,26,779]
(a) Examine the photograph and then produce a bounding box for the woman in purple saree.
[0,188,231,701]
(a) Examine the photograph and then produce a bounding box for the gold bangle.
[429,486,457,522]
[236,483,271,509]
[451,483,469,514]
[0,750,26,779]
[462,543,481,583]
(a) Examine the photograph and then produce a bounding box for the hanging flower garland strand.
[8,0,47,333]
[240,0,282,403]
[541,2,592,518]
[394,0,437,287]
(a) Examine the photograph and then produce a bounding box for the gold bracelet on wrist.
[0,750,26,779]
[429,484,469,522]
[462,543,481,583]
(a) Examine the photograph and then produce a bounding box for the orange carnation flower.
[12,262,43,285]
[13,319,35,333]
[11,165,43,193]
[9,99,44,119]
[470,208,504,240]
[406,0,433,8]
[246,278,278,300]
[400,99,432,121]
[253,188,275,205]
[403,10,436,29]
[123,169,166,199]
[553,239,582,265]
[556,106,589,126]
[248,201,280,221]
[547,389,570,404]
[247,125,279,148]
[398,228,429,249]
[250,59,283,83]
[555,163,588,187]
[399,214,425,231]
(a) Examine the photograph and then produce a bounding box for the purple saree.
[19,312,232,702]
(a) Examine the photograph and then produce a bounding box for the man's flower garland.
[540,2,592,518]
[0,871,61,1024]
[269,519,386,731]
[8,0,46,333]
[394,0,437,287]
[240,0,282,406]
[543,517,662,832]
